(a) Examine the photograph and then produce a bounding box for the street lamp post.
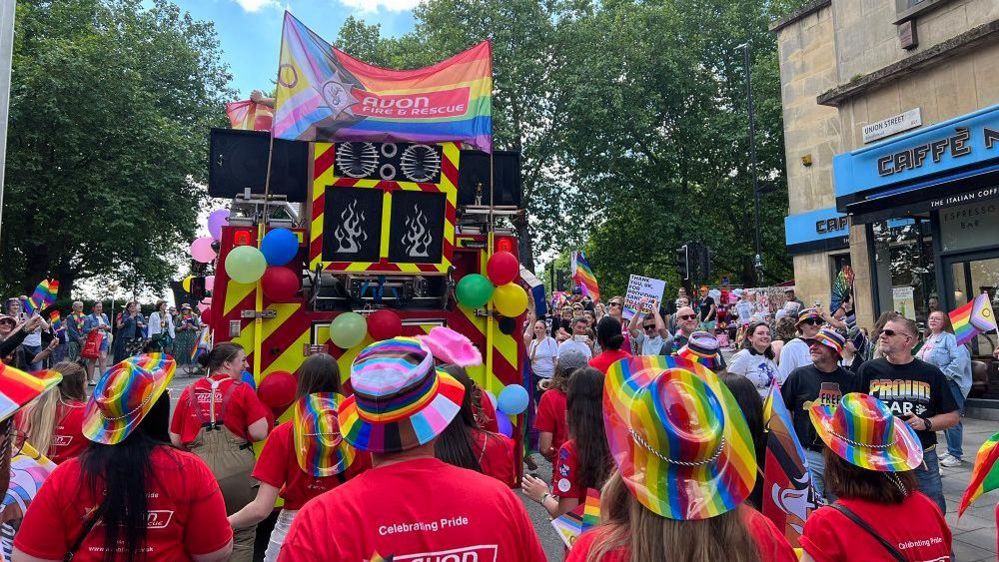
[737,42,764,285]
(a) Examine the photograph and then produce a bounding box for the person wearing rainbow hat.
[277,337,545,562]
[568,356,796,562]
[799,393,952,561]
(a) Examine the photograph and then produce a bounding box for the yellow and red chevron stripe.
[309,142,459,274]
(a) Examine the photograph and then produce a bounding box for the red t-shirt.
[14,446,232,561]
[567,506,796,562]
[277,458,546,562]
[533,389,568,456]
[800,492,952,562]
[553,440,587,503]
[252,422,371,510]
[472,428,515,487]
[588,349,631,374]
[15,400,89,464]
[170,375,270,445]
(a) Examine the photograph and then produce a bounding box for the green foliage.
[0,0,234,298]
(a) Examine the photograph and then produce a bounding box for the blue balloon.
[241,370,257,390]
[496,413,514,438]
[260,228,299,267]
[497,384,529,415]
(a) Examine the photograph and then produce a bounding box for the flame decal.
[401,204,433,258]
[334,199,368,253]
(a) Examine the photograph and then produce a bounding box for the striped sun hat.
[810,393,922,472]
[603,355,757,520]
[677,331,722,372]
[339,337,465,454]
[293,392,358,477]
[83,354,175,445]
[805,328,846,357]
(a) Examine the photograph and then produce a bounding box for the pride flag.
[958,431,999,517]
[24,279,58,315]
[762,384,817,548]
[950,293,997,346]
[1,441,57,524]
[274,12,493,152]
[571,251,600,302]
[48,311,63,333]
[226,100,274,131]
[551,487,601,549]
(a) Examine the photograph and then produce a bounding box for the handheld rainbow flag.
[581,487,601,531]
[762,383,817,548]
[571,251,600,302]
[48,310,63,333]
[1,441,57,524]
[191,327,212,363]
[24,279,58,315]
[950,292,997,346]
[274,12,492,152]
[226,99,274,131]
[551,487,601,549]
[958,431,999,517]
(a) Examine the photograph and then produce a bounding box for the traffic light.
[676,245,689,281]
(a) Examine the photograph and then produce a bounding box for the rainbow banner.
[959,431,999,517]
[274,12,492,152]
[24,279,58,315]
[950,293,997,346]
[226,100,274,131]
[571,251,600,302]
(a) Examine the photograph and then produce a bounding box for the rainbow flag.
[551,487,601,549]
[950,293,997,346]
[571,251,600,302]
[1,441,57,524]
[762,383,817,548]
[24,279,58,315]
[581,487,601,531]
[48,310,63,333]
[0,363,61,422]
[226,99,274,131]
[959,431,999,517]
[273,12,492,152]
[191,327,212,363]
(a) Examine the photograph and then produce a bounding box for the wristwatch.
[923,417,933,431]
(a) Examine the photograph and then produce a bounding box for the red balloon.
[257,371,296,413]
[261,266,300,302]
[200,307,211,326]
[486,251,519,285]
[367,309,402,340]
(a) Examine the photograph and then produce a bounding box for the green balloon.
[330,312,368,349]
[456,274,494,308]
[225,246,267,284]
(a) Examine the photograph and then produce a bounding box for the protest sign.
[623,275,666,320]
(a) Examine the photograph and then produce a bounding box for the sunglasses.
[678,314,696,320]
[643,325,656,332]
[800,318,819,326]
[881,329,911,338]
[609,302,622,307]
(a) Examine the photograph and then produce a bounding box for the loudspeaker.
[208,128,309,202]
[457,150,522,207]
[333,142,444,183]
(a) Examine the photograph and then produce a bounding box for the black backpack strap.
[830,503,908,562]
[64,511,99,561]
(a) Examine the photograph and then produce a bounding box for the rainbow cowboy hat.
[604,355,757,520]
[810,392,922,472]
[83,354,175,445]
[339,337,465,454]
[293,392,358,477]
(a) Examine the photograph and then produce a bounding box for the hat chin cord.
[630,429,725,467]
[884,472,908,497]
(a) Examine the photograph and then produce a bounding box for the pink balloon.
[205,275,215,291]
[208,209,230,241]
[191,237,216,263]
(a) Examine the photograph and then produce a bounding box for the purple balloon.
[496,414,514,438]
[207,209,230,241]
[191,236,216,263]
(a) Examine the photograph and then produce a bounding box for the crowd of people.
[0,283,989,562]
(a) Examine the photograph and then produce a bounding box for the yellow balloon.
[493,283,528,318]
[182,275,193,292]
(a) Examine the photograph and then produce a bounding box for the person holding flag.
[918,310,972,468]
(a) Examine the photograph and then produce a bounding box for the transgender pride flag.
[273,12,493,152]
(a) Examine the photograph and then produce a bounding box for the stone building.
[772,0,999,397]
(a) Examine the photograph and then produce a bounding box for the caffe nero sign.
[834,104,999,199]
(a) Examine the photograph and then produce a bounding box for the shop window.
[872,218,936,328]
[950,259,999,357]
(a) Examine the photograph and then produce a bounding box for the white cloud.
[337,0,422,13]
[231,0,281,12]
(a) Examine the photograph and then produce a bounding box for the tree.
[0,0,233,298]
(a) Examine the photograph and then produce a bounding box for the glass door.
[943,250,999,357]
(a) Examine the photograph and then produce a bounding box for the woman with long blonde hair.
[16,361,89,464]
[568,357,795,562]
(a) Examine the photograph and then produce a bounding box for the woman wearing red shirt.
[170,343,270,562]
[435,365,516,486]
[522,367,613,518]
[13,354,233,562]
[16,361,89,464]
[800,393,952,562]
[228,353,368,561]
[533,348,587,462]
[588,317,631,374]
[567,356,796,562]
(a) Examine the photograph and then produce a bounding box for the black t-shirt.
[857,358,959,449]
[781,365,861,450]
[698,296,716,321]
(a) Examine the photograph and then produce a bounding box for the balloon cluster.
[221,228,302,303]
[328,309,403,350]
[455,251,528,317]
[493,383,529,438]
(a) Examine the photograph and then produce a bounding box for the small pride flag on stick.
[949,292,997,346]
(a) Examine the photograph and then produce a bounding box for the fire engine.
[205,132,527,468]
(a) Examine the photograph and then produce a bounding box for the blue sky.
[171,0,418,98]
